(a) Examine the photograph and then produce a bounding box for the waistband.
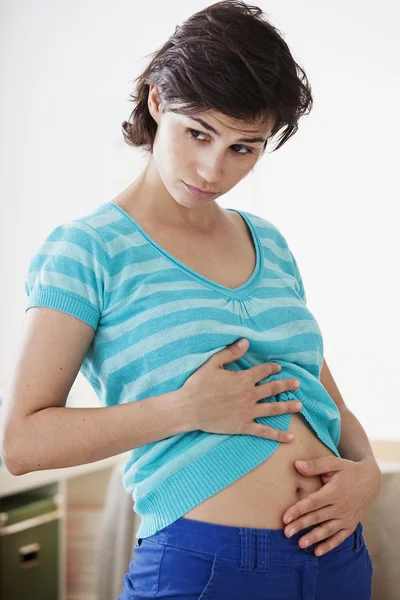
[143,517,365,565]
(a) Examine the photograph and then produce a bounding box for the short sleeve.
[25,220,109,330]
[287,247,307,304]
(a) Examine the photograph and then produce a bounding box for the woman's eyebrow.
[188,116,267,144]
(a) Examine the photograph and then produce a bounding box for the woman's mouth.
[183,181,218,198]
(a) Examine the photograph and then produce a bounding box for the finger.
[294,457,342,476]
[312,527,351,557]
[284,506,335,538]
[296,518,341,549]
[247,423,295,443]
[249,361,281,384]
[258,378,300,398]
[254,400,302,419]
[283,486,332,524]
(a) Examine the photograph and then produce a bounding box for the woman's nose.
[196,153,224,183]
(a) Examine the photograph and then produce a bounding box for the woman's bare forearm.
[337,405,377,464]
[3,389,192,475]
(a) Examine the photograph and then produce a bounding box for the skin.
[125,83,274,231]
[118,84,381,556]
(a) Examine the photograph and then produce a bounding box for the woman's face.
[148,85,275,208]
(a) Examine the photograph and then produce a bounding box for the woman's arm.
[337,406,379,468]
[281,360,382,554]
[1,389,191,476]
[1,307,192,476]
[321,358,378,467]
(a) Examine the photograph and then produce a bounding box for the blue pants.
[119,516,373,599]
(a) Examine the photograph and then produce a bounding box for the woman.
[2,1,381,598]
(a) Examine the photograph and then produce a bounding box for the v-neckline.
[107,202,263,300]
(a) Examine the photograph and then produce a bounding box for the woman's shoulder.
[227,208,286,243]
[24,202,115,330]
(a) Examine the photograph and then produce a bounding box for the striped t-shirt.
[25,201,341,539]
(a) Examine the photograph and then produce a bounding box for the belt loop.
[239,528,256,571]
[255,531,270,572]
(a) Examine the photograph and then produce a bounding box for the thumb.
[295,457,341,475]
[218,338,249,366]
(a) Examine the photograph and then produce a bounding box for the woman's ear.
[147,84,163,123]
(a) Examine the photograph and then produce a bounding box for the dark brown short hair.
[122,0,313,155]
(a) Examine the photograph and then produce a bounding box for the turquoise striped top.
[25,201,341,539]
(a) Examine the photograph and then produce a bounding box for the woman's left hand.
[281,456,382,556]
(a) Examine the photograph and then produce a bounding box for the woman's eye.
[232,144,254,155]
[188,128,207,141]
[187,129,253,155]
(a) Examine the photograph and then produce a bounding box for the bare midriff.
[112,190,337,532]
[182,412,336,529]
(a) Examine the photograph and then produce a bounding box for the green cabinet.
[0,493,60,600]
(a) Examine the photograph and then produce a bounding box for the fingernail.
[297,461,308,468]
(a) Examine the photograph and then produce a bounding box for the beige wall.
[371,440,400,463]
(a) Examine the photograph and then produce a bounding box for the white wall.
[1,1,398,439]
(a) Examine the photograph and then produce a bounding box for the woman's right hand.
[182,338,302,442]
